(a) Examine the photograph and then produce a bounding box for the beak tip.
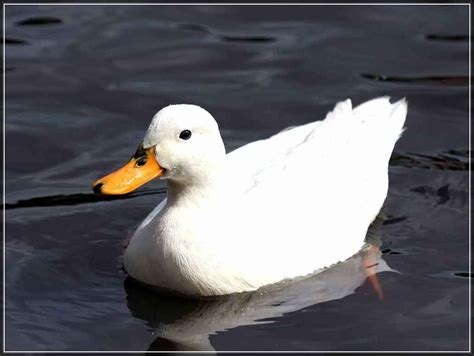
[93,182,104,195]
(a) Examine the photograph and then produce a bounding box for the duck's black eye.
[179,130,192,140]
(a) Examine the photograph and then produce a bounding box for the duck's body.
[95,97,407,297]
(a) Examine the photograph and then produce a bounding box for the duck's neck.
[165,167,225,209]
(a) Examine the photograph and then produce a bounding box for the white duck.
[93,97,407,297]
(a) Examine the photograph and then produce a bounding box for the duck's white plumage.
[122,97,407,296]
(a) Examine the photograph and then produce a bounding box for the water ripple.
[3,37,28,45]
[16,17,63,26]
[5,188,166,210]
[361,73,469,86]
[390,150,469,171]
[221,35,276,43]
[425,34,469,42]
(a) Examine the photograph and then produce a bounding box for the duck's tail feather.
[352,96,407,141]
[357,96,408,164]
[322,96,407,165]
[388,97,408,141]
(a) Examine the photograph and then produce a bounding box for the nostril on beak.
[93,182,104,195]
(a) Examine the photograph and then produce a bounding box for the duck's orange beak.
[92,145,164,195]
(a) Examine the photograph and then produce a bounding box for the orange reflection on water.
[362,245,384,301]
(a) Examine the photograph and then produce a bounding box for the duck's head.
[92,104,226,195]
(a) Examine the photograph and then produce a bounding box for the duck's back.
[225,97,407,284]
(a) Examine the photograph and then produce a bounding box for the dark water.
[5,5,470,351]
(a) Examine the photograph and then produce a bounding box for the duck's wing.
[225,97,407,278]
[225,121,323,196]
[227,97,406,198]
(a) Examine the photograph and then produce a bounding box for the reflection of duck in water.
[125,216,394,351]
[94,97,406,296]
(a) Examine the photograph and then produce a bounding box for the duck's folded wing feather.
[227,97,406,198]
[224,97,406,275]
